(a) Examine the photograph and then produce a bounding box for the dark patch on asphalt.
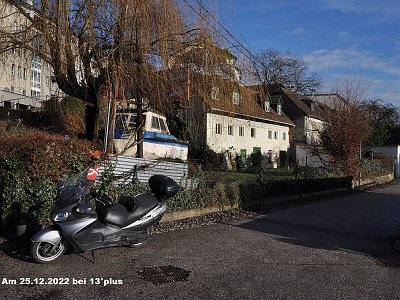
[25,290,63,300]
[137,265,190,284]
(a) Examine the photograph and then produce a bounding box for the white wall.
[374,146,400,178]
[305,116,324,144]
[206,113,290,156]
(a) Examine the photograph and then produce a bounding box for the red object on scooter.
[87,164,99,181]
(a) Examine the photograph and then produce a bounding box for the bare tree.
[315,78,371,177]
[253,48,322,95]
[0,0,195,152]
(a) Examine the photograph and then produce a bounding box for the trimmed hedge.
[239,177,353,208]
[0,130,99,233]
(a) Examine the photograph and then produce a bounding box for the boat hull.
[114,136,189,160]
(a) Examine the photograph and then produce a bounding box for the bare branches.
[253,48,322,95]
[316,79,371,176]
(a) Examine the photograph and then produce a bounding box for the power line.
[192,0,260,63]
[180,0,263,70]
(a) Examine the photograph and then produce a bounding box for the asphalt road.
[1,182,400,299]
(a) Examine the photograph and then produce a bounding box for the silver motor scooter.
[30,167,179,263]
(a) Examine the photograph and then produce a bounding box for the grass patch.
[208,168,295,183]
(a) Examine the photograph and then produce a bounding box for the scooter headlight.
[53,212,71,222]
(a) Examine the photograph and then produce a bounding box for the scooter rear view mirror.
[56,181,65,191]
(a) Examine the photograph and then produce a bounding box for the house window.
[11,64,15,76]
[233,91,240,105]
[283,132,286,140]
[253,147,261,154]
[268,130,272,139]
[10,86,14,93]
[239,126,244,137]
[31,56,41,91]
[211,87,219,100]
[22,89,26,95]
[274,131,278,139]
[216,123,222,135]
[255,93,262,106]
[23,68,27,79]
[17,66,21,77]
[251,128,256,138]
[228,125,234,136]
[31,90,40,97]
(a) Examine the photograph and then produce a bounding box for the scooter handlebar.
[91,192,113,208]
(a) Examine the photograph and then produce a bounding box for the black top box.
[148,175,180,199]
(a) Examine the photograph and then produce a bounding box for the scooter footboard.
[31,226,62,245]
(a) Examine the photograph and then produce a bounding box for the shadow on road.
[0,235,33,263]
[234,190,400,266]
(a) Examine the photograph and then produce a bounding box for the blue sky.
[211,0,400,106]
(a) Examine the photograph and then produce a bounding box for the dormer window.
[276,103,282,115]
[211,87,219,100]
[265,98,270,112]
[233,86,240,105]
[233,92,240,105]
[255,93,262,106]
[277,102,282,115]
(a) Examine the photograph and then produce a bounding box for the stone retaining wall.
[352,173,394,188]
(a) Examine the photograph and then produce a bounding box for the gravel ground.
[152,209,257,234]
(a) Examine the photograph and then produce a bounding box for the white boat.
[113,110,189,160]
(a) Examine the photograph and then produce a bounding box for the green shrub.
[293,165,334,179]
[9,96,85,137]
[239,176,353,208]
[209,182,228,207]
[0,130,99,233]
[361,156,394,179]
[225,183,241,207]
[167,176,209,212]
[165,179,240,212]
[95,161,150,202]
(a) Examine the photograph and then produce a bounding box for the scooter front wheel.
[30,241,66,264]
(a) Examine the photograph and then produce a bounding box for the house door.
[279,150,287,167]
[240,149,247,164]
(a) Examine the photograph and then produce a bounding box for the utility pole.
[359,141,362,187]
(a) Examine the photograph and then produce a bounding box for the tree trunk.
[84,92,101,141]
[85,105,98,141]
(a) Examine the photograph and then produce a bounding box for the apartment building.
[0,0,59,110]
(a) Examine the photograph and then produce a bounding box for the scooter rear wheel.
[30,241,66,264]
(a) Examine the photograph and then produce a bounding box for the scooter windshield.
[55,167,94,209]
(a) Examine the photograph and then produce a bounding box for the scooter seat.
[119,193,158,214]
[100,194,159,227]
